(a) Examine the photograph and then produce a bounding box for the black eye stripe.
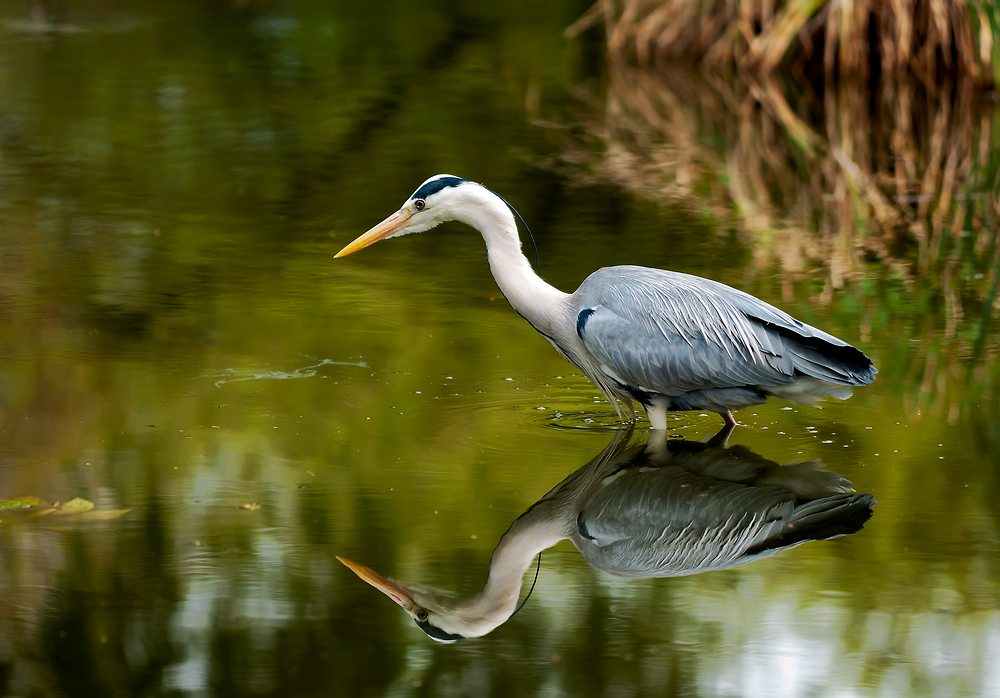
[415,618,466,642]
[411,176,465,201]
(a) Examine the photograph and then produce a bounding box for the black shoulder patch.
[411,176,466,201]
[576,308,596,337]
[576,511,595,541]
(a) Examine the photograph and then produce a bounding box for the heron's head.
[335,175,509,258]
[337,556,509,642]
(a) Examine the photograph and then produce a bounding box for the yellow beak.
[335,209,414,258]
[337,556,417,611]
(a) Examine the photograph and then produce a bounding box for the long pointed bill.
[337,556,417,611]
[335,209,413,258]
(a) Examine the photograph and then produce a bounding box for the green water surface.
[0,2,998,697]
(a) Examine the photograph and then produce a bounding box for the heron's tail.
[745,493,876,556]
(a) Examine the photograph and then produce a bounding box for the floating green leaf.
[51,497,95,515]
[32,497,94,517]
[0,497,43,511]
[74,509,132,521]
[1,497,128,521]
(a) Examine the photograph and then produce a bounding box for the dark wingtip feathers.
[765,322,877,386]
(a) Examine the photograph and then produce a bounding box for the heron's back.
[571,266,876,397]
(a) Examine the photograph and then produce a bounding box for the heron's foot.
[705,421,735,447]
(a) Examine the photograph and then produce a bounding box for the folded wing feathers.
[576,267,875,391]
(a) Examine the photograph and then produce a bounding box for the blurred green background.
[0,1,998,696]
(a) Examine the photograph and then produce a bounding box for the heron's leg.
[644,402,668,430]
[721,410,737,427]
[705,421,735,447]
[645,428,668,456]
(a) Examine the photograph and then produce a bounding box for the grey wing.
[574,468,797,576]
[572,266,875,394]
[575,467,875,577]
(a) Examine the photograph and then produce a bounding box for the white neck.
[453,187,571,338]
[459,500,568,627]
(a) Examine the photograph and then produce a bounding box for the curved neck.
[455,189,571,336]
[458,500,568,629]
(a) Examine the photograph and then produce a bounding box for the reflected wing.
[572,266,875,394]
[576,467,874,577]
[576,467,795,575]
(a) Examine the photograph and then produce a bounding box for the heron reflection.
[338,429,875,642]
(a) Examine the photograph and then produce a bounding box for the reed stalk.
[567,0,997,84]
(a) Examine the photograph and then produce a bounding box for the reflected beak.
[337,556,417,611]
[335,209,414,258]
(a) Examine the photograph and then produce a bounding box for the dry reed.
[567,0,997,84]
[560,0,999,289]
[552,63,996,294]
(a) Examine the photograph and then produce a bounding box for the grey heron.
[336,175,876,428]
[338,428,876,642]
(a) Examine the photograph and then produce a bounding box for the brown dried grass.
[568,0,996,84]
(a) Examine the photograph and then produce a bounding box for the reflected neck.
[464,500,567,625]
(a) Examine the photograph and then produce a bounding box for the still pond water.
[1,2,998,697]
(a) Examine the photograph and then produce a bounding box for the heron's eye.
[416,609,428,620]
[414,200,426,211]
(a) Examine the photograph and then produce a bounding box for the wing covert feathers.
[573,266,876,395]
